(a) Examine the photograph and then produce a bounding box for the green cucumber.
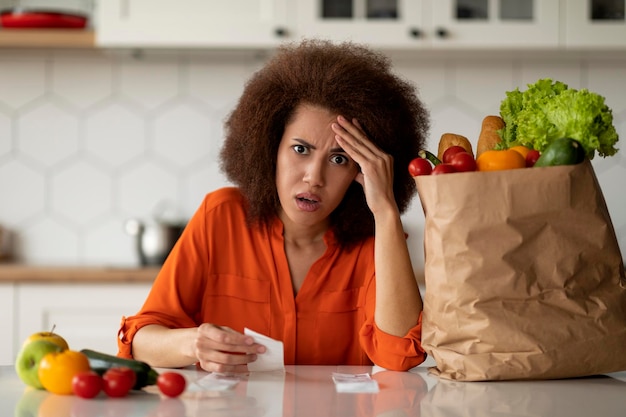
[80,349,159,390]
[534,137,586,167]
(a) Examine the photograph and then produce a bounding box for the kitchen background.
[0,0,625,276]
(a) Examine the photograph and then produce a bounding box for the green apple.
[22,331,69,351]
[15,340,64,389]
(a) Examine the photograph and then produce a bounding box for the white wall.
[0,49,624,271]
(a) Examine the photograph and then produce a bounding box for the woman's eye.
[293,144,308,155]
[330,155,349,165]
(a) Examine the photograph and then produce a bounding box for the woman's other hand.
[194,324,266,373]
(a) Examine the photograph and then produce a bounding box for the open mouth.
[295,193,320,212]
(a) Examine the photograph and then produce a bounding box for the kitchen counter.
[0,264,160,283]
[2,364,626,416]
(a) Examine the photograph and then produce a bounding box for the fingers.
[195,324,266,373]
[333,116,380,158]
[197,324,256,351]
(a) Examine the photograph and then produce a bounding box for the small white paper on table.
[244,327,285,372]
[332,372,380,393]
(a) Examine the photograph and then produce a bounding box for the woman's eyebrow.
[293,138,346,154]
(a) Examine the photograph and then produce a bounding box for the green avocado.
[534,137,586,167]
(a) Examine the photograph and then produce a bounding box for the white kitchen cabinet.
[96,0,290,48]
[94,0,626,50]
[295,0,427,48]
[296,0,560,49]
[564,0,626,48]
[430,0,560,48]
[12,283,152,365]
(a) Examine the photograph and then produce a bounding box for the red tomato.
[442,146,468,164]
[431,164,456,175]
[157,372,187,398]
[408,157,432,176]
[449,151,477,172]
[102,367,136,398]
[526,149,541,167]
[72,370,102,399]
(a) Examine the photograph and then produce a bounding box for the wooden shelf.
[0,29,95,48]
[0,264,160,283]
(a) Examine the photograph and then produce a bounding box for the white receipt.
[244,328,285,372]
[332,372,380,393]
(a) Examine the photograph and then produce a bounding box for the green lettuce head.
[498,78,619,159]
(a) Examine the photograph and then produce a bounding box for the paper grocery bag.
[414,160,626,381]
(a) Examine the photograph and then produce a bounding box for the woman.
[117,39,430,372]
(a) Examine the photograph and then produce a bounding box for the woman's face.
[276,103,359,231]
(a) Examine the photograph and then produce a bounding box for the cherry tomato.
[72,370,102,399]
[442,145,468,164]
[449,151,477,172]
[431,164,456,175]
[157,372,187,398]
[408,157,432,176]
[526,149,541,167]
[102,367,136,398]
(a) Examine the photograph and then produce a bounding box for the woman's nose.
[303,160,325,187]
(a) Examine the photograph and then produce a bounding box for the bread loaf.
[476,115,505,157]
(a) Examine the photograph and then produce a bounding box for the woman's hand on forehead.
[332,116,396,215]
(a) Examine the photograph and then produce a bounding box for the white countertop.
[3,363,626,416]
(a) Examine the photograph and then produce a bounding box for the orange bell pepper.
[38,350,91,395]
[476,149,526,171]
[509,145,533,159]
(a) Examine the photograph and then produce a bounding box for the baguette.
[476,115,505,157]
[437,133,474,161]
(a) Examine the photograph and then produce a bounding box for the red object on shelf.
[0,10,87,29]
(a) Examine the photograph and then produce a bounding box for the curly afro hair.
[220,39,429,248]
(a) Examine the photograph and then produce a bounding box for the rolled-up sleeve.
[359,312,426,371]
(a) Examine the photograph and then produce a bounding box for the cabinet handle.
[274,27,288,37]
[436,28,449,38]
[409,28,422,38]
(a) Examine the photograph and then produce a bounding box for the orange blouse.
[118,187,425,371]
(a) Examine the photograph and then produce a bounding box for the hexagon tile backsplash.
[0,50,625,268]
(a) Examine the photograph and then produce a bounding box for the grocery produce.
[432,164,456,175]
[418,149,441,166]
[476,115,505,157]
[15,340,64,389]
[102,367,136,398]
[448,151,477,172]
[437,133,474,160]
[157,372,187,398]
[525,149,541,167]
[72,370,103,399]
[22,329,69,350]
[476,149,526,172]
[442,145,468,164]
[534,137,586,167]
[408,157,432,176]
[80,348,159,390]
[509,145,532,159]
[38,349,91,395]
[498,78,619,159]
